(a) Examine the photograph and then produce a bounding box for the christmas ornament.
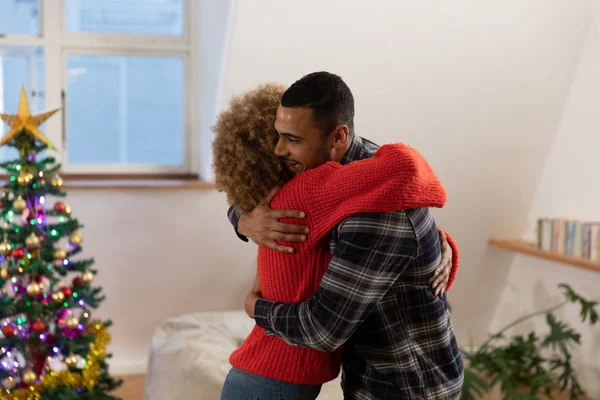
[12,248,24,259]
[1,324,15,337]
[0,241,10,256]
[27,282,41,296]
[12,195,26,212]
[64,206,72,216]
[61,287,72,297]
[82,270,94,284]
[17,170,34,186]
[53,201,66,213]
[52,291,65,303]
[0,323,110,398]
[51,174,64,187]
[22,370,37,385]
[53,248,67,261]
[31,320,46,333]
[0,86,59,148]
[44,333,56,344]
[66,316,79,329]
[64,354,77,369]
[69,231,83,245]
[25,232,40,250]
[0,268,9,280]
[72,277,84,286]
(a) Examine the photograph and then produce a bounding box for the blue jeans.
[221,368,322,400]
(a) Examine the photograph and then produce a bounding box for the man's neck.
[332,140,352,164]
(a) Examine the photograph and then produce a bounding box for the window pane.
[0,0,39,35]
[65,0,183,36]
[0,46,44,162]
[66,54,184,165]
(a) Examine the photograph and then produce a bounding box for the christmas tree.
[0,87,121,399]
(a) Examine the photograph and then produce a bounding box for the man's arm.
[253,211,417,353]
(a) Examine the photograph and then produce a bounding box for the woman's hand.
[432,230,452,296]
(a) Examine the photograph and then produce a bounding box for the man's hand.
[238,187,308,253]
[432,230,453,296]
[245,273,261,319]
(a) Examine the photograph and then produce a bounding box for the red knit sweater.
[229,143,457,385]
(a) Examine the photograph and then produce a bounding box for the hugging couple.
[212,72,463,400]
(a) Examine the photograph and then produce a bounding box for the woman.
[212,84,458,400]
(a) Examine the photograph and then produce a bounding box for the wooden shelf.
[489,238,600,273]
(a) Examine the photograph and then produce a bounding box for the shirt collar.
[341,135,368,165]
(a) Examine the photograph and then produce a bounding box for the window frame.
[0,0,199,178]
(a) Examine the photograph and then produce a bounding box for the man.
[227,72,463,399]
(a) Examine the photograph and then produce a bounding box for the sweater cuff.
[254,298,276,332]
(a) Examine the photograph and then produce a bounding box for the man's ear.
[331,125,349,149]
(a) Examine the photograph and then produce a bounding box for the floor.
[113,374,592,400]
[113,375,146,400]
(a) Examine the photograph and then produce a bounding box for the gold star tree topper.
[0,85,60,149]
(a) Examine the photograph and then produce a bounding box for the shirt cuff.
[235,228,249,242]
[254,298,276,331]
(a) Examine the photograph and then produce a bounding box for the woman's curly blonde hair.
[212,83,291,212]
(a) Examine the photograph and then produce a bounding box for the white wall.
[221,0,593,342]
[70,190,257,374]
[82,0,600,382]
[489,1,600,397]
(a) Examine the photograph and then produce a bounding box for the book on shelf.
[536,218,600,261]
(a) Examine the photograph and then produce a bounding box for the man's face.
[273,106,332,176]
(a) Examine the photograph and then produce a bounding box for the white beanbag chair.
[143,311,342,400]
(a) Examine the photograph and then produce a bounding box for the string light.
[0,113,113,397]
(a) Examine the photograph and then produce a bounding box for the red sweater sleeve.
[279,143,447,243]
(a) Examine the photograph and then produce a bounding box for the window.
[0,0,198,177]
[66,54,184,165]
[0,0,39,36]
[65,0,184,36]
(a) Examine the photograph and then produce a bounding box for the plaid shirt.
[228,136,463,399]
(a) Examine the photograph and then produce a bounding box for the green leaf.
[542,313,580,353]
[549,352,584,400]
[559,283,599,325]
[461,367,491,400]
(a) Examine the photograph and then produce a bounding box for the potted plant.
[461,284,599,399]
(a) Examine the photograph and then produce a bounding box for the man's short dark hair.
[281,71,355,137]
